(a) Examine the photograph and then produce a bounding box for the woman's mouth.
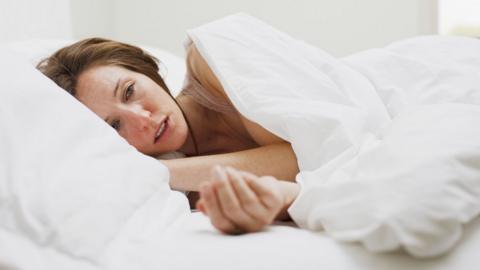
[154,117,169,143]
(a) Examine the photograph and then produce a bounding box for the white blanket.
[187,13,480,257]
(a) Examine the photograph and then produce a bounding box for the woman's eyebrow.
[113,79,120,98]
[103,79,121,122]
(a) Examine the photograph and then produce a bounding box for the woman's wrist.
[161,159,200,191]
[276,181,300,221]
[160,159,183,191]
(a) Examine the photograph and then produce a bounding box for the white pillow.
[5,38,187,96]
[0,48,189,267]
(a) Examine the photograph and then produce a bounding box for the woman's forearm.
[161,142,299,191]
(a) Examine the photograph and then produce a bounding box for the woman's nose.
[125,106,155,131]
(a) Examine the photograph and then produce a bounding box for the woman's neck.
[175,94,221,156]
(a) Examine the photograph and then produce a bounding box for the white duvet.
[2,13,480,270]
[187,13,480,257]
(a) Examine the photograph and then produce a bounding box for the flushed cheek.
[121,129,150,150]
[171,116,189,147]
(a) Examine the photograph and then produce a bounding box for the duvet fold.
[187,13,480,257]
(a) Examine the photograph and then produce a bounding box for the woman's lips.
[154,117,169,144]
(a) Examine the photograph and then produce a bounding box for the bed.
[1,14,480,270]
[2,211,480,269]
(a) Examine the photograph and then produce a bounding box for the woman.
[37,37,301,234]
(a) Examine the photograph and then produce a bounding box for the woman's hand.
[196,166,300,234]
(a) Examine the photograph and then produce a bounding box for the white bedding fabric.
[2,13,480,270]
[0,48,189,268]
[187,13,480,257]
[4,212,480,270]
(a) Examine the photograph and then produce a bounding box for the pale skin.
[75,44,300,234]
[198,165,300,233]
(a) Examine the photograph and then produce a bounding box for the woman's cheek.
[122,129,145,149]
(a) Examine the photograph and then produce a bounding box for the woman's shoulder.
[183,43,285,146]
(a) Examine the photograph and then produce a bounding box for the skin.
[75,44,301,234]
[197,166,300,234]
[76,64,195,156]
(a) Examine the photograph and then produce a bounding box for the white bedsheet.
[3,213,480,269]
[109,214,480,270]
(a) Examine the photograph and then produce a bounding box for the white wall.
[0,0,438,57]
[70,0,113,40]
[0,0,73,43]
[71,0,437,57]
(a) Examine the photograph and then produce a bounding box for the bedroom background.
[0,0,440,57]
[3,0,480,57]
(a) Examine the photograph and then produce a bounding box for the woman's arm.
[171,45,299,192]
[161,142,299,191]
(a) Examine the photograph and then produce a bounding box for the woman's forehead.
[76,66,128,116]
[77,66,127,100]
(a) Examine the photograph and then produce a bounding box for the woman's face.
[76,65,188,156]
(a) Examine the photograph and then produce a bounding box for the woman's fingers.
[225,167,272,224]
[213,166,263,232]
[195,199,206,214]
[245,175,284,211]
[199,166,286,234]
[199,182,237,233]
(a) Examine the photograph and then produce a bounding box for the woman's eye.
[124,83,135,101]
[111,119,121,131]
